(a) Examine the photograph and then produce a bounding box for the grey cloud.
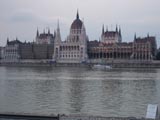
[0,0,160,46]
[9,12,38,23]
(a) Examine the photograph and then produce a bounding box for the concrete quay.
[0,114,152,120]
[1,59,160,68]
[89,59,160,68]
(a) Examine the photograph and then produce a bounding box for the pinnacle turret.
[55,20,61,42]
[106,25,108,32]
[134,33,137,40]
[48,28,50,34]
[119,27,121,36]
[36,28,39,37]
[102,24,105,35]
[116,25,118,32]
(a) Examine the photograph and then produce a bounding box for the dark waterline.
[0,66,160,118]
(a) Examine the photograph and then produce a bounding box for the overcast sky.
[0,0,160,46]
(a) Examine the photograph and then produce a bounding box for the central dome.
[71,12,83,29]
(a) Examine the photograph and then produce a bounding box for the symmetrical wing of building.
[0,11,157,63]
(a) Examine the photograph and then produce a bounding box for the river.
[0,66,159,118]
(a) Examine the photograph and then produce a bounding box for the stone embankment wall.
[1,59,160,68]
[90,59,160,68]
[59,115,149,120]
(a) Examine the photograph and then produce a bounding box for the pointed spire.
[106,25,108,32]
[76,9,79,19]
[116,25,118,32]
[57,19,60,30]
[102,24,104,35]
[134,33,137,40]
[7,37,9,41]
[56,20,61,42]
[118,26,122,43]
[7,37,9,45]
[48,28,50,34]
[36,28,39,37]
[43,29,45,34]
[119,26,121,36]
[147,33,150,38]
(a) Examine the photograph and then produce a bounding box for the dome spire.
[76,10,79,19]
[71,11,83,29]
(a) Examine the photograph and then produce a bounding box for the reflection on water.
[0,66,160,117]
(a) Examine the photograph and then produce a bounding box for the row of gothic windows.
[60,46,80,51]
[60,54,83,58]
[72,30,81,34]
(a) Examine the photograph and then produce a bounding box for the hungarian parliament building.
[0,12,157,63]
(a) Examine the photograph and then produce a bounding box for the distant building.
[33,44,48,59]
[0,47,3,59]
[2,38,22,62]
[88,34,157,61]
[47,44,55,59]
[87,40,100,59]
[1,38,55,62]
[19,43,34,59]
[53,11,89,63]
[36,29,55,44]
[19,43,54,60]
[101,25,122,44]
[131,34,157,60]
[88,41,132,60]
[1,14,158,63]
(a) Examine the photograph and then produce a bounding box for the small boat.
[92,64,112,70]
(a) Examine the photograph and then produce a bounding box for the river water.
[0,66,160,118]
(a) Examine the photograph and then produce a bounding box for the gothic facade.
[101,25,122,44]
[36,29,55,44]
[2,38,21,62]
[131,35,157,60]
[88,35,157,61]
[53,12,89,63]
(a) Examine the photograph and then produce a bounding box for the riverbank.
[1,59,160,68]
[105,60,160,68]
[0,114,151,120]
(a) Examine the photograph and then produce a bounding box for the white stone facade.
[2,44,20,62]
[53,12,88,63]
